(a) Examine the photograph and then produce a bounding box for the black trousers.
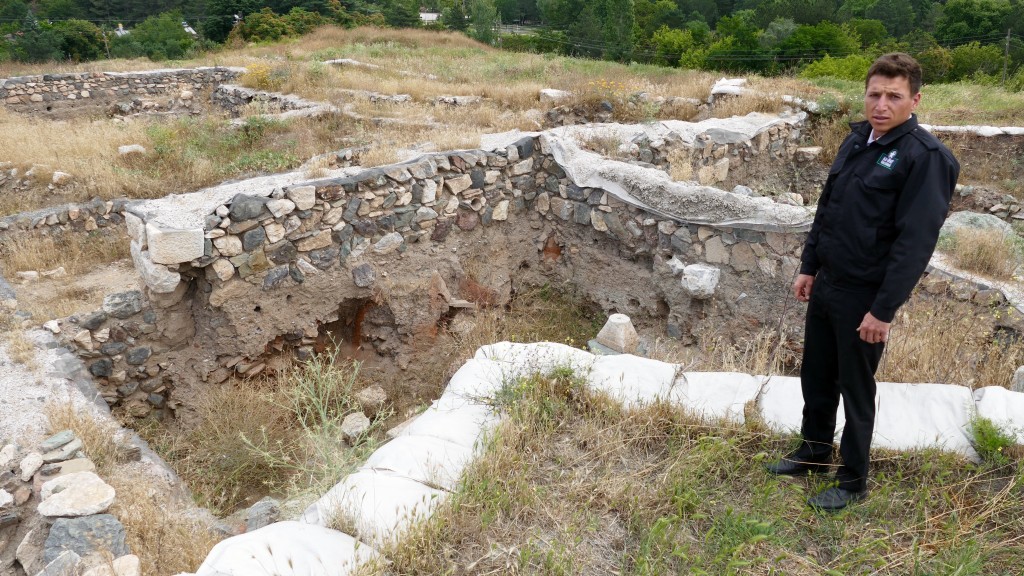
[793,275,885,492]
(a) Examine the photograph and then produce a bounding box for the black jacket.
[800,115,960,323]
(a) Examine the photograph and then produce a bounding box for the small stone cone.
[595,314,639,354]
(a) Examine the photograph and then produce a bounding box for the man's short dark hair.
[866,53,922,95]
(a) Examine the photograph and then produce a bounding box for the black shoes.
[764,457,830,476]
[807,486,867,511]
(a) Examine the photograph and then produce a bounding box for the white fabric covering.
[360,434,474,491]
[587,354,678,406]
[397,400,498,449]
[196,521,377,576]
[874,382,977,459]
[667,371,763,423]
[299,470,444,545]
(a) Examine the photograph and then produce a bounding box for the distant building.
[114,23,128,37]
[182,21,197,36]
[420,12,440,23]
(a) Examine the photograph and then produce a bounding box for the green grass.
[810,77,1024,126]
[379,370,1024,576]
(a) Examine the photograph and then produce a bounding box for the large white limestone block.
[124,212,147,249]
[588,354,678,407]
[195,521,377,576]
[299,470,444,545]
[397,401,498,449]
[973,386,1024,444]
[145,222,205,265]
[130,240,181,293]
[360,435,474,491]
[667,371,763,423]
[874,382,977,458]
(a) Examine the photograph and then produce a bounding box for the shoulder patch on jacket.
[909,128,940,150]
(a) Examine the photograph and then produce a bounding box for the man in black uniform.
[766,53,960,510]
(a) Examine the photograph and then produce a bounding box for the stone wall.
[211,84,337,119]
[0,67,243,117]
[0,198,129,236]
[51,118,819,416]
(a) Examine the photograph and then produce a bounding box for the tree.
[36,0,88,20]
[760,16,796,49]
[599,0,634,61]
[112,10,195,60]
[777,21,860,59]
[12,15,63,62]
[847,18,887,48]
[469,0,498,42]
[441,0,468,30]
[650,24,695,65]
[383,0,420,27]
[240,8,295,41]
[948,41,1003,80]
[204,0,260,43]
[866,0,916,37]
[936,0,1011,42]
[53,18,105,61]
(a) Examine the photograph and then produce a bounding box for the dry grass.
[45,401,123,472]
[939,227,1021,279]
[3,326,39,370]
[666,146,697,181]
[0,110,347,216]
[108,474,224,576]
[805,113,853,167]
[575,130,627,158]
[711,92,786,119]
[0,229,130,275]
[138,349,382,515]
[379,370,1024,575]
[879,295,1024,389]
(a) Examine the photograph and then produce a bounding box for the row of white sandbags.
[183,341,1024,576]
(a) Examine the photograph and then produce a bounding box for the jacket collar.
[850,114,919,145]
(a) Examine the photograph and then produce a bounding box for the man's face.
[864,74,921,137]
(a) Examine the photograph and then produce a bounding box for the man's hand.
[793,274,815,302]
[857,312,890,344]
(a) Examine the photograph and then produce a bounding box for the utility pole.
[1004,28,1011,87]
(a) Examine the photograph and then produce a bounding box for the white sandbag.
[874,382,977,458]
[299,470,444,545]
[360,435,474,491]
[474,341,595,377]
[196,521,377,576]
[398,401,498,449]
[755,375,845,436]
[588,354,679,407]
[973,386,1024,444]
[666,371,763,423]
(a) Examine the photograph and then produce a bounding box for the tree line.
[2,0,1023,88]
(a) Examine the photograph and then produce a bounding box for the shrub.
[948,42,1003,82]
[52,18,104,61]
[240,8,295,42]
[800,54,873,81]
[11,17,63,63]
[111,10,195,60]
[970,416,1017,466]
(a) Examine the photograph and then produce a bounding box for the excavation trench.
[41,116,1024,520]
